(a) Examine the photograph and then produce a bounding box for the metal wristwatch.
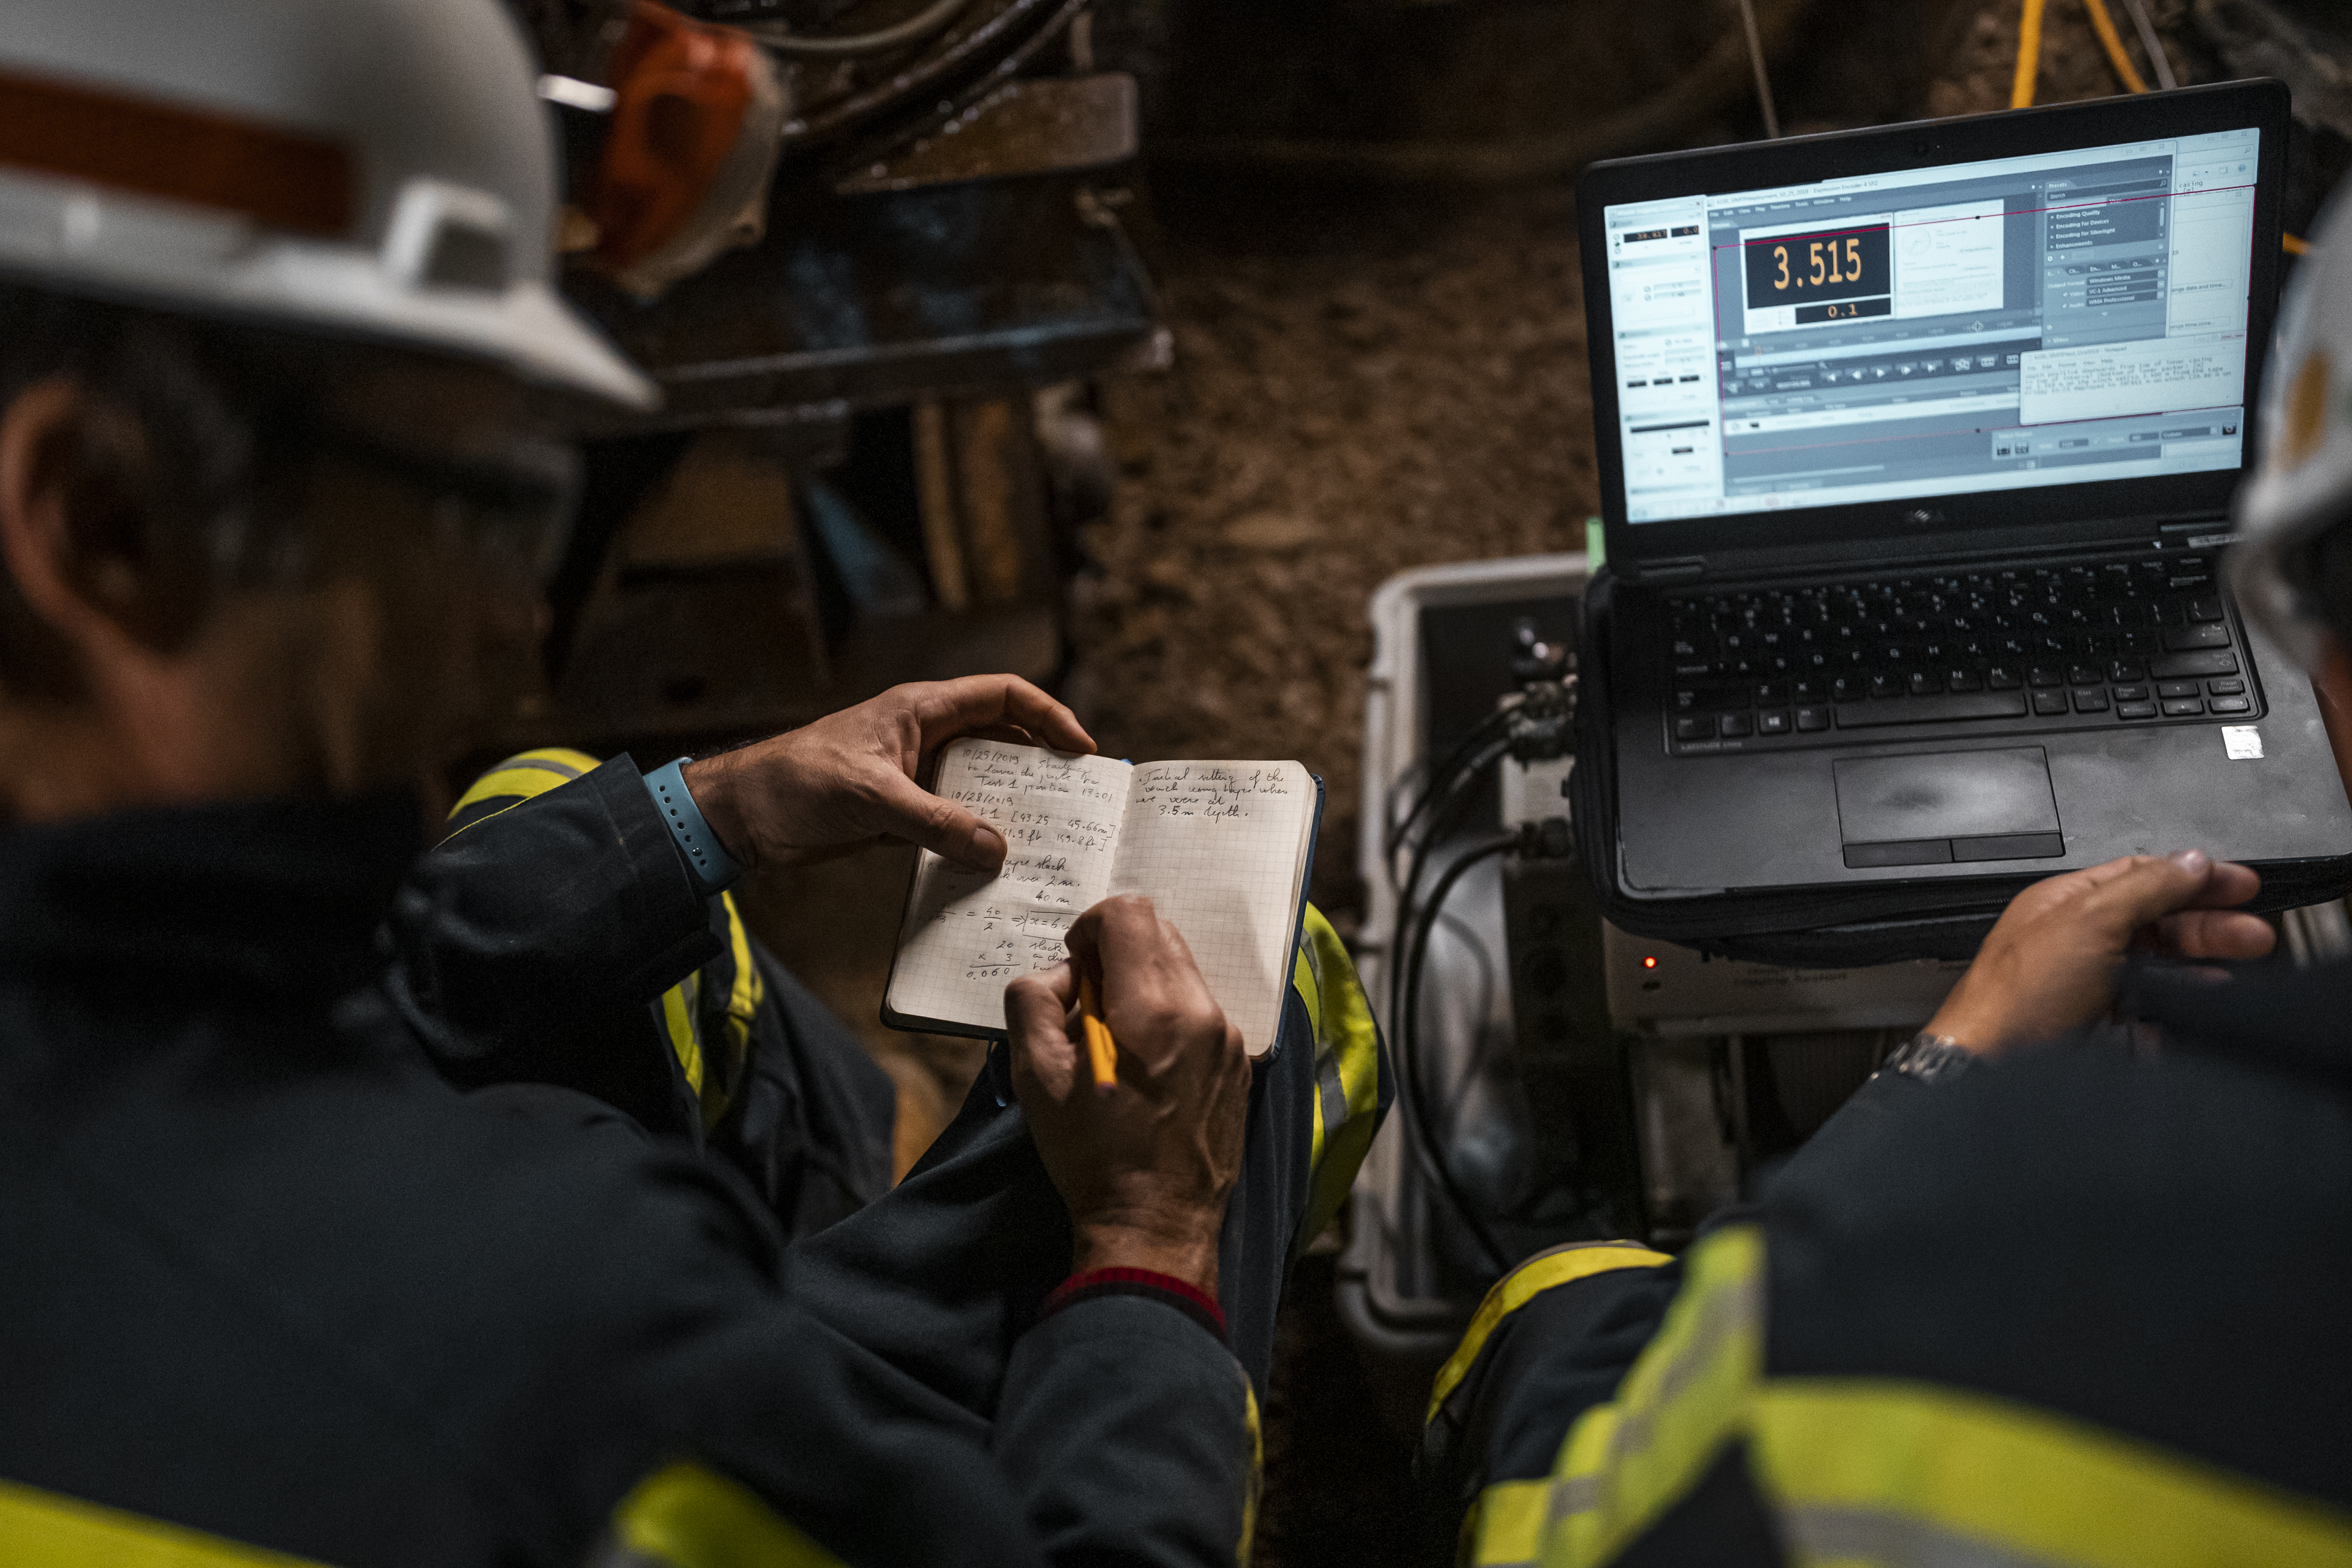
[1876,1029,1977,1084]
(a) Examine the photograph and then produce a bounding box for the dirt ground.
[741,3,2215,1560]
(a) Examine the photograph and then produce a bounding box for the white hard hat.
[2232,185,2352,671]
[0,0,658,411]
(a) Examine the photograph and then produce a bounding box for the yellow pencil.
[1078,971,1118,1088]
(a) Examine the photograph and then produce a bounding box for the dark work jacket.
[0,788,1255,1568]
[386,753,897,1238]
[1424,965,2352,1565]
[378,757,1368,1413]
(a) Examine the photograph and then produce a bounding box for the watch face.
[1890,1033,1973,1082]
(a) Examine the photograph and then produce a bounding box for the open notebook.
[882,740,1323,1056]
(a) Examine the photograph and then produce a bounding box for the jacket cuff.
[1041,1267,1228,1346]
[579,755,724,999]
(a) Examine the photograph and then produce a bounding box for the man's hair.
[0,282,330,699]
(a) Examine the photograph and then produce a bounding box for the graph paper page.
[1109,761,1314,1056]
[886,741,1132,1032]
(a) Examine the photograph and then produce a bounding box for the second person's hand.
[1925,848,2274,1056]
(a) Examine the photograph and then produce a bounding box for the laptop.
[1577,80,2352,900]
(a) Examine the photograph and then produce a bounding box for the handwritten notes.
[886,742,1317,1055]
[1110,762,1311,1053]
[1133,763,1295,821]
[905,745,1128,993]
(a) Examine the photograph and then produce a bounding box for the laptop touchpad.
[1832,747,2065,869]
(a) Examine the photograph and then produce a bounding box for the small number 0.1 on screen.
[1740,223,1891,312]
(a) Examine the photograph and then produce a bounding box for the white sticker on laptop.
[2223,725,2263,760]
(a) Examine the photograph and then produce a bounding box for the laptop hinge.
[1629,557,1706,585]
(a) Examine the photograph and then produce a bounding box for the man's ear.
[0,377,211,668]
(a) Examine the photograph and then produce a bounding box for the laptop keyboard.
[1664,552,2255,750]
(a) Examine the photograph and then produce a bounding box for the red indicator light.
[1642,955,1658,969]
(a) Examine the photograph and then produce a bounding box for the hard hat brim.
[0,176,658,412]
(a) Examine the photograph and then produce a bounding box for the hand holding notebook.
[884,739,1323,1056]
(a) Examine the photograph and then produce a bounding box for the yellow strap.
[2010,0,2045,108]
[1427,1242,1673,1424]
[612,1461,844,1568]
[0,1479,330,1568]
[2080,0,2149,94]
[1754,1380,2352,1568]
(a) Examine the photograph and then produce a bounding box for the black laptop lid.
[1578,82,2291,578]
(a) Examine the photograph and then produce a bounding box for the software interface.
[1602,126,2259,523]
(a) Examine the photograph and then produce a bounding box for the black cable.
[1396,732,1513,946]
[1393,832,1519,1276]
[1384,706,1513,884]
[1433,907,1501,1137]
[742,0,973,58]
[1386,706,1511,872]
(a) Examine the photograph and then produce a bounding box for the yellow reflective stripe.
[1547,1225,1764,1568]
[1469,1479,1553,1567]
[503,745,602,775]
[450,765,577,811]
[661,972,704,1097]
[446,747,602,817]
[695,891,763,1128]
[1293,944,1329,1177]
[1293,938,1325,1041]
[1293,905,1384,1248]
[1754,1380,2352,1568]
[1427,1242,1673,1423]
[719,891,761,1035]
[1240,1373,1263,1568]
[442,747,606,839]
[0,1479,330,1568]
[613,1461,845,1568]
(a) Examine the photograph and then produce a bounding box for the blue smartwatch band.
[646,757,741,895]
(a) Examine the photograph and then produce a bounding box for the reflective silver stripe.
[502,750,591,780]
[1548,1474,1601,1521]
[1593,1274,1760,1467]
[1780,1506,2064,1568]
[1315,1049,1349,1153]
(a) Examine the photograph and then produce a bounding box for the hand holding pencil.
[1078,971,1119,1088]
[1003,895,1253,1295]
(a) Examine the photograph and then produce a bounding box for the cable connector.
[1505,616,1579,764]
[1516,816,1575,861]
[1505,682,1577,763]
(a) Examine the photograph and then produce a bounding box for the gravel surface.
[1072,181,1599,928]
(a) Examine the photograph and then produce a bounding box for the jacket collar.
[0,791,421,1011]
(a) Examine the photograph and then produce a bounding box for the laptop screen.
[1602,125,2260,525]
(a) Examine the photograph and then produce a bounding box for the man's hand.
[1925,849,2275,1055]
[1005,897,1253,1295]
[682,675,1093,874]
